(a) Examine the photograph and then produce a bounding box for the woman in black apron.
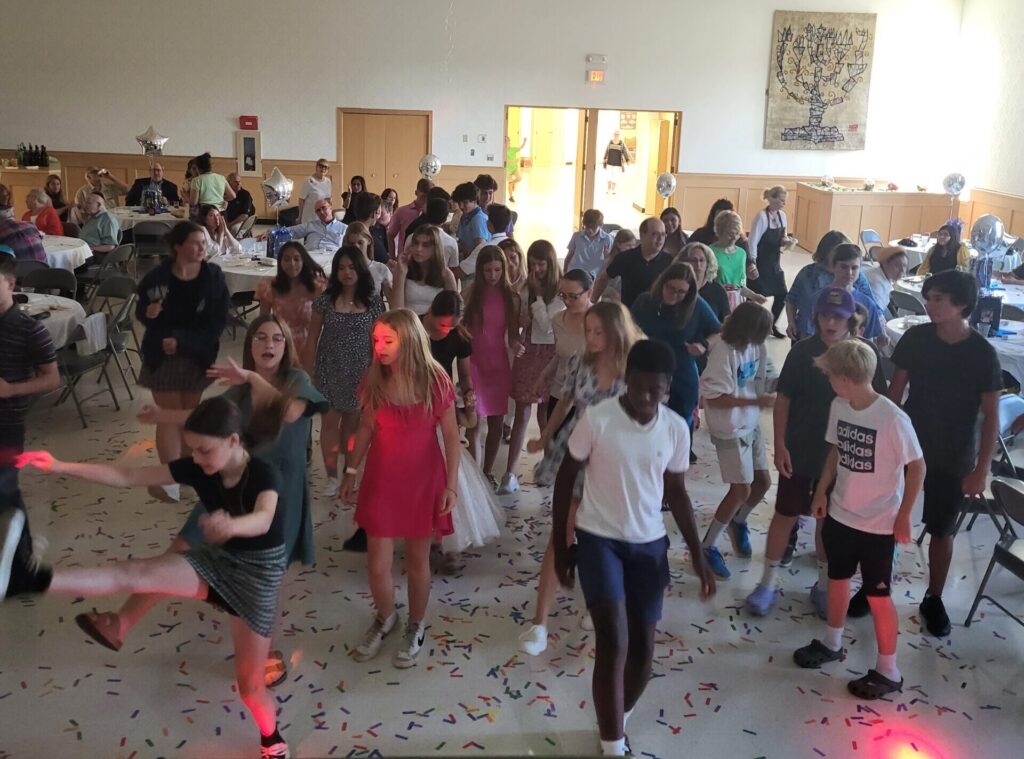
[749,185,791,337]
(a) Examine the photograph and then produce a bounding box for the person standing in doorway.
[506,136,526,203]
[602,131,631,195]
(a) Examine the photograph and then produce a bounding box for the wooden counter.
[793,182,958,250]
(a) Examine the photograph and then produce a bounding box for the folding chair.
[860,228,881,252]
[22,268,77,299]
[227,290,260,339]
[14,259,49,285]
[236,215,257,239]
[1001,304,1024,322]
[80,244,135,307]
[55,320,120,428]
[890,290,926,316]
[965,477,1024,628]
[90,276,141,396]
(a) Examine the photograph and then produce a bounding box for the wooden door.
[342,113,387,191]
[572,110,589,229]
[383,113,429,200]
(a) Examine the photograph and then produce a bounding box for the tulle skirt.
[442,447,505,553]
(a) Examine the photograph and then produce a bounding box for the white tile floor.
[2,250,1023,758]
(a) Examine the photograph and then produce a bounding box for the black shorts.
[822,516,895,597]
[775,473,816,517]
[922,468,966,537]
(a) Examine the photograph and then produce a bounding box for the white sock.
[761,559,781,588]
[623,708,633,728]
[824,625,844,652]
[601,737,626,756]
[875,652,901,682]
[733,503,756,524]
[817,560,830,588]
[703,519,728,548]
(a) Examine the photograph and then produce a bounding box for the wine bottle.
[40,145,48,167]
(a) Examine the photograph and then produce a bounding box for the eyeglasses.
[663,284,689,298]
[558,290,586,301]
[316,164,329,170]
[253,333,286,343]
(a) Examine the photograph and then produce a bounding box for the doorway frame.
[335,107,434,181]
[504,104,682,228]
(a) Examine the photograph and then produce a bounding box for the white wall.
[961,0,1024,196]
[2,0,965,186]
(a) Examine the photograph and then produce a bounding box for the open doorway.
[506,106,680,255]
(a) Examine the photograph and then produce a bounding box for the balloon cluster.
[261,167,293,209]
[418,153,442,180]
[135,126,168,157]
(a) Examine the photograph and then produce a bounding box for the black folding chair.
[965,477,1024,628]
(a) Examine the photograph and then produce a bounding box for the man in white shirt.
[286,198,347,252]
[297,159,332,224]
[552,340,715,758]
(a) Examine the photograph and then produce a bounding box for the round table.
[886,238,932,270]
[19,292,87,348]
[886,315,1024,385]
[894,276,1024,309]
[215,248,335,295]
[41,235,91,271]
[111,206,181,231]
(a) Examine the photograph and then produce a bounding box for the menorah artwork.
[764,11,877,151]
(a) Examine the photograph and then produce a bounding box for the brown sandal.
[265,650,287,688]
[75,611,123,652]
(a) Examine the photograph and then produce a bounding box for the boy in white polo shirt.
[793,340,924,700]
[552,340,716,757]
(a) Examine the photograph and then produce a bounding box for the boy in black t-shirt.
[0,248,61,598]
[889,271,1002,637]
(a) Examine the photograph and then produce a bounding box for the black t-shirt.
[777,335,888,479]
[169,455,283,551]
[225,188,255,223]
[699,281,731,323]
[605,247,673,308]
[430,329,472,378]
[891,323,1002,470]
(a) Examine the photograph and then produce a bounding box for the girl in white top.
[298,159,333,224]
[535,270,593,428]
[343,222,393,301]
[389,225,457,316]
[199,204,240,259]
[864,247,907,314]
[699,302,776,579]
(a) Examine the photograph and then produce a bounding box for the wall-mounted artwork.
[618,111,637,131]
[235,130,262,176]
[764,10,876,151]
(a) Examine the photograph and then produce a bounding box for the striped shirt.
[0,304,57,427]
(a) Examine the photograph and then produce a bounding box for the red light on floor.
[874,730,948,759]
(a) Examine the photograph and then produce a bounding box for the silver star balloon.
[136,125,169,156]
[261,167,294,209]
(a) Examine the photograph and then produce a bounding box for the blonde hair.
[814,339,877,384]
[343,221,373,252]
[360,309,452,416]
[762,185,788,201]
[408,225,448,288]
[584,301,645,376]
[678,241,718,281]
[714,210,743,238]
[612,228,637,251]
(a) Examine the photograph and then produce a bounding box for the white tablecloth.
[886,315,1024,384]
[41,235,91,271]
[20,292,87,348]
[215,249,335,295]
[111,207,180,231]
[894,277,1024,309]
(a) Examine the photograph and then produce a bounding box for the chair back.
[14,259,49,283]
[860,229,882,249]
[102,243,135,269]
[866,245,882,262]
[91,275,137,319]
[1002,304,1024,322]
[997,394,1024,437]
[22,268,77,298]
[237,215,257,239]
[62,221,81,238]
[132,220,173,258]
[991,477,1024,528]
[890,290,926,316]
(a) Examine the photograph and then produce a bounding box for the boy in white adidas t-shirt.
[793,340,924,700]
[551,340,716,757]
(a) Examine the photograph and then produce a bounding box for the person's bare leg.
[590,601,628,742]
[764,513,797,561]
[320,409,343,480]
[530,537,559,625]
[178,392,203,455]
[826,578,851,630]
[504,402,531,479]
[710,484,751,526]
[926,535,954,597]
[868,595,898,656]
[404,538,433,623]
[151,391,184,464]
[366,536,396,620]
[622,615,657,715]
[49,553,206,599]
[340,410,361,471]
[483,415,504,476]
[229,616,277,737]
[536,399,549,432]
[105,535,192,640]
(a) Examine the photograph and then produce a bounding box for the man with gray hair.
[125,163,179,206]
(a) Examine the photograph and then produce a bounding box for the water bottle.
[266,227,291,260]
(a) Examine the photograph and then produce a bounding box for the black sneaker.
[780,519,800,567]
[343,527,368,553]
[847,585,871,618]
[919,595,952,637]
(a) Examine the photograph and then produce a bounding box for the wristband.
[344,466,358,475]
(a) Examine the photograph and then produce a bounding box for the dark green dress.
[179,368,327,566]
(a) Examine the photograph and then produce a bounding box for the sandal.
[847,669,903,700]
[793,639,843,669]
[75,611,123,652]
[265,650,287,688]
[439,552,464,576]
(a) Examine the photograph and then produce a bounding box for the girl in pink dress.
[341,309,461,669]
[463,246,521,482]
[256,241,327,357]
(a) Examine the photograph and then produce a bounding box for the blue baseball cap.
[814,287,855,319]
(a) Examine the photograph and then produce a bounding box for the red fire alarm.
[239,115,259,130]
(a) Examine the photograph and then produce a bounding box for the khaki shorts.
[711,425,768,484]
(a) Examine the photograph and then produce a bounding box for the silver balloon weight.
[261,167,294,209]
[942,172,966,196]
[418,154,442,180]
[656,172,677,198]
[970,214,1005,255]
[136,125,168,156]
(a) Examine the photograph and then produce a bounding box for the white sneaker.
[260,740,291,758]
[518,623,548,656]
[580,612,594,631]
[497,472,519,495]
[352,611,398,662]
[393,621,426,668]
[322,477,341,498]
[147,484,180,503]
[0,509,26,598]
[163,483,180,502]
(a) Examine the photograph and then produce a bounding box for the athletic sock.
[824,625,844,652]
[875,653,901,682]
[260,727,284,747]
[702,519,728,548]
[761,559,781,588]
[600,737,627,756]
[817,560,829,588]
[733,503,756,524]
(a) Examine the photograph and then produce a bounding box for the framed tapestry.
[764,10,876,151]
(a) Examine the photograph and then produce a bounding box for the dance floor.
[2,251,1023,758]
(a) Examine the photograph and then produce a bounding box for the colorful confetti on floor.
[3,292,1024,758]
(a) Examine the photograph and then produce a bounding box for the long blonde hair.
[584,301,645,376]
[360,309,452,416]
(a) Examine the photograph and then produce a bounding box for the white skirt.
[442,447,504,553]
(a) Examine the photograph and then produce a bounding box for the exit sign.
[585,53,607,85]
[587,69,605,84]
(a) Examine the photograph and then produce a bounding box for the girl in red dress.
[341,309,461,668]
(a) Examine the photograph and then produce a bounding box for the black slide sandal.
[793,639,844,669]
[847,669,903,700]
